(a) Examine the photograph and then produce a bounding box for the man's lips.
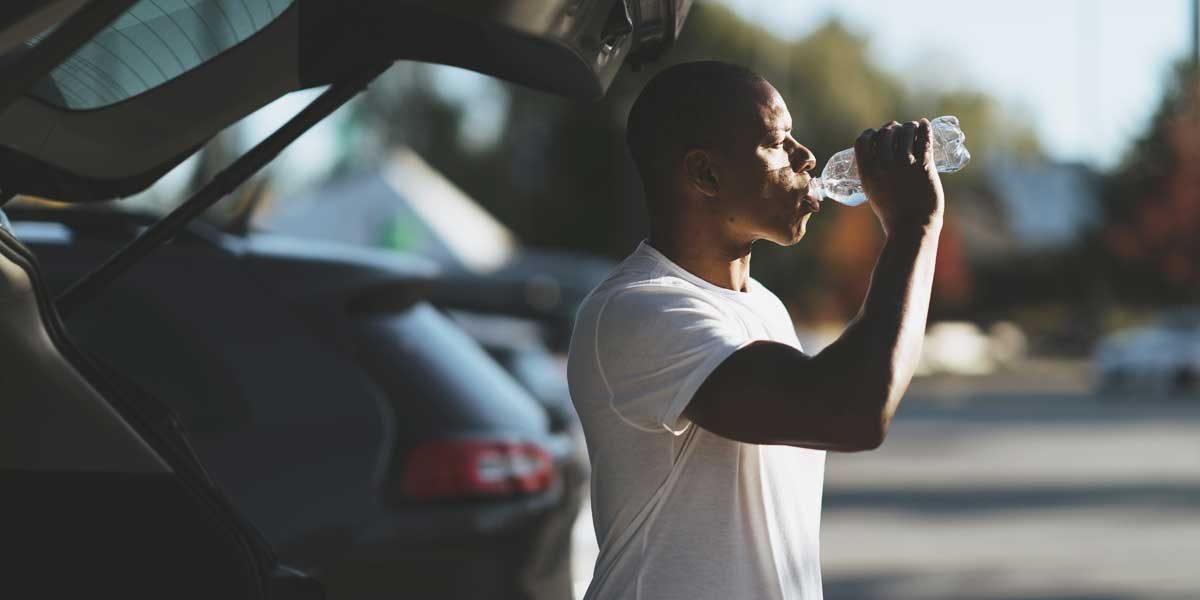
[798,189,821,214]
[792,173,821,213]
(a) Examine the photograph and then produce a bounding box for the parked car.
[1093,307,1200,397]
[252,147,603,474]
[0,0,691,597]
[9,206,588,599]
[254,148,619,352]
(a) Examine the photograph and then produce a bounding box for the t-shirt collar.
[637,239,755,296]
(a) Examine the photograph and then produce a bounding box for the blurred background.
[16,0,1200,598]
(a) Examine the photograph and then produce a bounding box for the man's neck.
[648,226,753,293]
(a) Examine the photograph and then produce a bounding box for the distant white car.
[1093,308,1200,396]
[918,322,994,376]
[913,321,1028,376]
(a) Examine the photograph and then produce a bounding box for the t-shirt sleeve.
[593,286,750,435]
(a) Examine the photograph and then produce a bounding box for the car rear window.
[24,0,292,110]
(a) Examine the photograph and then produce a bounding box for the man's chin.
[765,228,806,247]
[759,213,813,246]
[788,213,813,244]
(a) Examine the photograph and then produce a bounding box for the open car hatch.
[0,0,692,204]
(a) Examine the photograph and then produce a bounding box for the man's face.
[713,82,820,246]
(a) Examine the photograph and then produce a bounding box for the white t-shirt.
[568,240,826,600]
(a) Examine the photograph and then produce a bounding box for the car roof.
[0,0,692,204]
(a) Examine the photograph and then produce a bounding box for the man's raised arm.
[685,119,944,452]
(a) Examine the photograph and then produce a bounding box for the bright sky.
[719,0,1196,169]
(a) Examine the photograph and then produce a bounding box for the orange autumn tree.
[820,204,971,321]
[1103,62,1200,301]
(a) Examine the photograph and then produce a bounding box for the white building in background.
[985,158,1100,253]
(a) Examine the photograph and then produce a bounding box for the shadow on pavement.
[900,394,1200,426]
[825,571,1140,600]
[824,482,1200,515]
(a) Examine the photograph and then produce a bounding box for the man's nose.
[791,144,816,173]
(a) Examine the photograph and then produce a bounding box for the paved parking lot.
[571,363,1200,599]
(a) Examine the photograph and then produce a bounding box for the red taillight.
[402,439,556,501]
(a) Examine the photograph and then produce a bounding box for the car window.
[350,304,550,437]
[23,0,292,109]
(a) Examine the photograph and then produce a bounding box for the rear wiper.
[56,59,393,317]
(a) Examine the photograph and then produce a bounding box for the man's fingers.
[898,121,918,166]
[874,122,899,168]
[915,118,932,168]
[854,128,877,177]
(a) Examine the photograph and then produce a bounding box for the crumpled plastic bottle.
[810,115,971,206]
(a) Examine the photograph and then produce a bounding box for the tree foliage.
[1100,61,1200,302]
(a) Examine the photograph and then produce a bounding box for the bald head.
[626,61,769,199]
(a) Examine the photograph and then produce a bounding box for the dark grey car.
[11,208,586,598]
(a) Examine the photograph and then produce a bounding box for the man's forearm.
[815,220,942,425]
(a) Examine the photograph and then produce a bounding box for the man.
[567,61,943,599]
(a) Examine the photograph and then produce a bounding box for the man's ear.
[684,148,719,197]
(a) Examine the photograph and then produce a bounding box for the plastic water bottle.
[810,115,971,206]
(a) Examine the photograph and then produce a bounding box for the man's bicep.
[684,341,881,451]
[683,341,807,443]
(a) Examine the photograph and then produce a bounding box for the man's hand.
[855,119,945,236]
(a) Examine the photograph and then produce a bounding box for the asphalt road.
[571,364,1200,600]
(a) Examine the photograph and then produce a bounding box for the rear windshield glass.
[25,0,292,110]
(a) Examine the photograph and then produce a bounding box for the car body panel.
[0,223,281,599]
[0,0,693,203]
[0,0,90,55]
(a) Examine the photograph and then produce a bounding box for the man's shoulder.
[580,242,714,309]
[748,276,788,307]
[580,267,720,323]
